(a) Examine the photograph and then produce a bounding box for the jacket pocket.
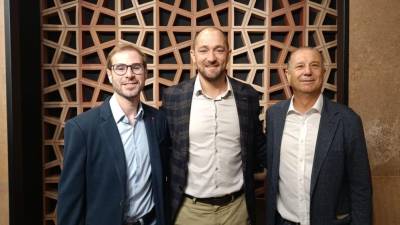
[332,213,351,225]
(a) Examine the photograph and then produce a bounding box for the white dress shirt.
[277,94,323,225]
[185,75,243,198]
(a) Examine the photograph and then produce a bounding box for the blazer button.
[120,200,124,207]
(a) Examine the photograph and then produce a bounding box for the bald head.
[192,27,229,50]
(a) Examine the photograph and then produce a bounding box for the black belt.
[184,189,243,206]
[124,208,155,225]
[276,212,300,225]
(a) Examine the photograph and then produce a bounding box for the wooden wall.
[41,1,340,224]
[0,0,396,225]
[0,0,10,224]
[349,0,400,224]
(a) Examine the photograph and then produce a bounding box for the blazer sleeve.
[250,91,266,169]
[57,120,87,225]
[157,109,171,178]
[157,110,172,225]
[264,108,274,170]
[345,114,373,225]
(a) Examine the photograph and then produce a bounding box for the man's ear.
[284,68,290,83]
[190,49,196,64]
[226,49,232,63]
[106,69,113,84]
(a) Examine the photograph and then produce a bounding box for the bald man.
[162,27,265,225]
[265,47,372,225]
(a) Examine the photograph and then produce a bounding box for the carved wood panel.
[41,1,338,224]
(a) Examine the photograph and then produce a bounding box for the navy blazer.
[265,96,372,225]
[57,98,170,225]
[162,76,265,225]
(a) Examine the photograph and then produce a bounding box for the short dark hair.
[106,44,147,70]
[192,27,229,50]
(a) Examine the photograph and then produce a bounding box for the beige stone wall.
[349,0,400,224]
[0,0,9,224]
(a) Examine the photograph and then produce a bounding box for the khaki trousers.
[174,194,249,225]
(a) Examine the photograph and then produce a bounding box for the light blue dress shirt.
[109,95,155,224]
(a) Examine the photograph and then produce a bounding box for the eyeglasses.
[111,63,145,76]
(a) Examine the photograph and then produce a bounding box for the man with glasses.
[162,27,265,225]
[57,44,170,225]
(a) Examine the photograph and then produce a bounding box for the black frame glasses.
[111,63,145,76]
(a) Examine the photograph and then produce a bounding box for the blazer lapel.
[272,100,290,185]
[176,79,195,162]
[230,78,249,165]
[310,97,340,196]
[99,100,127,190]
[143,107,161,182]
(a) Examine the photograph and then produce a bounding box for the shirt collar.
[193,74,232,99]
[287,94,324,115]
[109,94,144,124]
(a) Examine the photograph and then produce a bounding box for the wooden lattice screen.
[41,0,338,224]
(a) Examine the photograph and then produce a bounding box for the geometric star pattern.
[41,1,338,224]
[307,0,338,100]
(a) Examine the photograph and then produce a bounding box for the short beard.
[113,86,141,102]
[198,68,227,82]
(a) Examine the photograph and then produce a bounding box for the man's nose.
[206,51,217,62]
[124,66,135,77]
[304,65,312,74]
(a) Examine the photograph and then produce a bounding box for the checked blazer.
[265,96,372,225]
[162,76,266,225]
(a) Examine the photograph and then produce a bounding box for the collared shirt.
[109,95,155,223]
[277,94,324,225]
[185,75,243,198]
